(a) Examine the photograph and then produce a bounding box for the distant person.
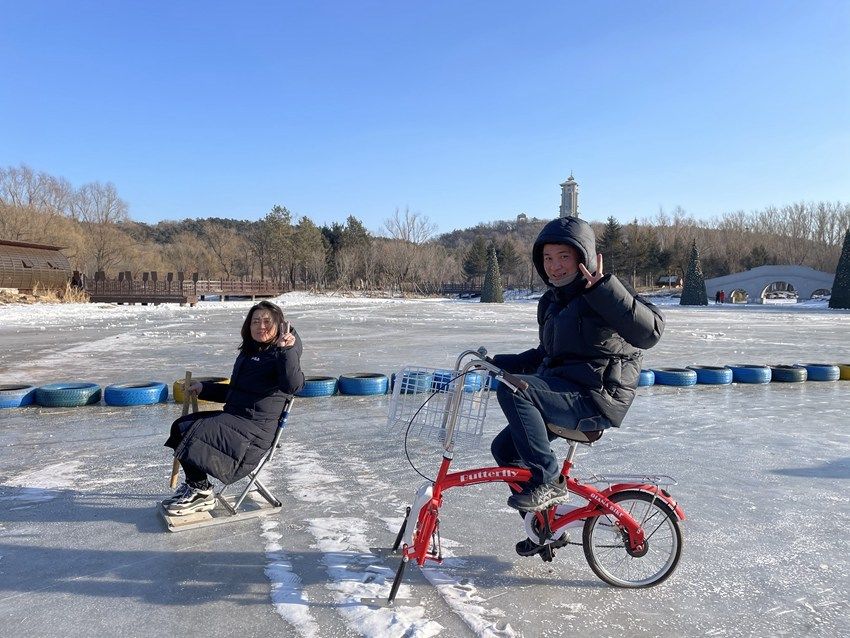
[70,271,83,289]
[715,290,721,303]
[488,217,664,556]
[719,290,726,304]
[163,301,305,515]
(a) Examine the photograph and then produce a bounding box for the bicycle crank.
[538,533,570,562]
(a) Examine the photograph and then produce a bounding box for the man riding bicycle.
[489,216,665,553]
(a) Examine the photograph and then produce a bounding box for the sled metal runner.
[160,397,293,532]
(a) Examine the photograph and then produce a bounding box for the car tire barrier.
[398,370,435,394]
[686,365,733,385]
[431,369,487,393]
[651,368,698,387]
[35,382,102,407]
[172,376,229,404]
[338,373,389,396]
[0,384,37,408]
[296,376,338,397]
[104,382,169,406]
[7,359,849,409]
[800,363,841,382]
[770,365,808,383]
[729,365,772,384]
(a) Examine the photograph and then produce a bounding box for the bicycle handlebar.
[455,348,529,393]
[499,370,530,393]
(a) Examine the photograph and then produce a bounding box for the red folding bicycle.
[385,348,685,604]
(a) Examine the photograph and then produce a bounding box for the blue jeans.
[490,375,611,486]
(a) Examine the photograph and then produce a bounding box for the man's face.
[542,243,581,279]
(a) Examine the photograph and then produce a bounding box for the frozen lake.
[1,293,849,637]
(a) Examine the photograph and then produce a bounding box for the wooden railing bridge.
[87,271,288,305]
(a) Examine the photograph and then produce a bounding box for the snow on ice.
[0,292,848,637]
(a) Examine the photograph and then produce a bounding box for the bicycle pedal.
[551,534,570,549]
[539,546,555,562]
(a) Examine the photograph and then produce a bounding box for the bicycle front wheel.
[582,490,683,587]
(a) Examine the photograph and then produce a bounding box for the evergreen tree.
[340,215,371,250]
[495,238,522,288]
[680,240,708,306]
[463,237,488,282]
[598,216,624,273]
[828,230,850,309]
[263,205,293,285]
[480,245,504,303]
[292,216,328,288]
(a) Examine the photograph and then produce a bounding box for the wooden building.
[0,239,72,291]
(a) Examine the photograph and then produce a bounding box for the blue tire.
[638,370,655,387]
[770,365,807,383]
[296,376,338,397]
[462,371,487,392]
[104,382,168,406]
[730,365,772,384]
[0,384,36,408]
[36,382,102,407]
[431,370,455,391]
[432,370,486,392]
[800,363,840,382]
[338,373,389,396]
[687,366,733,385]
[400,370,434,394]
[651,368,697,387]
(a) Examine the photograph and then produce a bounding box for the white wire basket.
[387,365,493,446]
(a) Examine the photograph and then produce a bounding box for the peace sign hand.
[579,253,604,288]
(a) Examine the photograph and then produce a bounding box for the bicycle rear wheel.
[582,490,682,587]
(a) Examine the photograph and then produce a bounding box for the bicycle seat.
[545,423,604,444]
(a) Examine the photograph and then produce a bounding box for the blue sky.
[2,1,848,234]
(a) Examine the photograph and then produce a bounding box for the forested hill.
[120,218,255,244]
[2,164,848,292]
[436,218,549,250]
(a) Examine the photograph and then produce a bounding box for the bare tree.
[384,206,437,244]
[0,165,73,241]
[161,231,218,276]
[776,202,814,265]
[381,207,438,294]
[201,222,250,278]
[72,182,130,274]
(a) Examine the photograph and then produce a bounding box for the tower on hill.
[559,174,579,218]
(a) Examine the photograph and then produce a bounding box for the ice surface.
[1,292,848,637]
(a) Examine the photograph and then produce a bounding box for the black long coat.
[165,330,305,484]
[493,218,664,427]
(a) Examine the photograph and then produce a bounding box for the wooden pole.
[169,371,193,488]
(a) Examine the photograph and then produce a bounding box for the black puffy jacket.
[493,218,664,427]
[166,330,305,484]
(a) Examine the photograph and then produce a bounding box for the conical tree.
[480,246,504,303]
[680,239,708,306]
[829,230,850,309]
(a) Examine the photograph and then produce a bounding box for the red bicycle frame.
[402,450,685,568]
